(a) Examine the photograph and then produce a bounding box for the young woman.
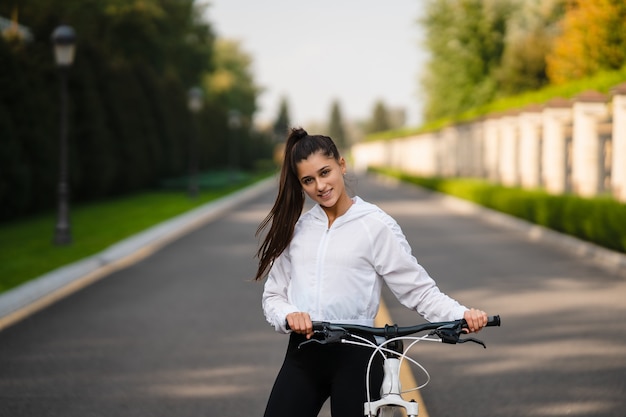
[255,128,488,417]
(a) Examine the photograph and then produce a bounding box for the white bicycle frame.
[344,334,442,417]
[371,356,418,417]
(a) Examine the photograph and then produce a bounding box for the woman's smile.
[297,151,352,223]
[318,189,333,200]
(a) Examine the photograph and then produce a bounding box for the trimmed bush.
[375,168,626,254]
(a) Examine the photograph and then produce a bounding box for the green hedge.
[375,169,626,254]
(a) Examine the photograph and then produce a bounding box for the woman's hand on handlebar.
[286,312,314,339]
[463,308,488,333]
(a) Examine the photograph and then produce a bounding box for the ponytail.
[254,127,340,280]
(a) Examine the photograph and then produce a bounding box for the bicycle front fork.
[364,358,419,417]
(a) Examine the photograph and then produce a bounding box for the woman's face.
[296,151,349,211]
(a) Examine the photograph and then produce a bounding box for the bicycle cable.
[342,333,443,408]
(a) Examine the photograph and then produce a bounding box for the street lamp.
[228,109,241,183]
[187,87,203,198]
[51,25,76,245]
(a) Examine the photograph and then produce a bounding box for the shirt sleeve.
[371,214,468,322]
[262,250,300,333]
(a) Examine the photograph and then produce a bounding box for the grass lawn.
[0,173,273,294]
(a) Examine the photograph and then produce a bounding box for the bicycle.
[293,315,501,417]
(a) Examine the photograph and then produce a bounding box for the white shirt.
[262,197,467,333]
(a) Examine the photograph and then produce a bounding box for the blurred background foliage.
[0,0,275,222]
[366,0,626,142]
[420,0,626,122]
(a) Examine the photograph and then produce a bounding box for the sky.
[203,1,429,128]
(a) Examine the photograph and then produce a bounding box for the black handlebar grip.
[486,315,501,327]
[285,321,326,331]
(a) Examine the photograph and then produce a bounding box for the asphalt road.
[0,175,624,417]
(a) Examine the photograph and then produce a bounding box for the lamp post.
[228,109,241,183]
[51,25,76,245]
[187,87,203,199]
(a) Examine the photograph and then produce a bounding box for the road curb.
[0,176,278,324]
[438,194,626,280]
[372,174,626,280]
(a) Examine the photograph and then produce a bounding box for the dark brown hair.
[254,127,341,281]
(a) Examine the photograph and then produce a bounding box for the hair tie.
[291,127,308,141]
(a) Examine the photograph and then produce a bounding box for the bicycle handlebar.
[310,315,500,337]
[288,315,501,349]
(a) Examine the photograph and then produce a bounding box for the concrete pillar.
[518,105,543,189]
[469,120,485,178]
[454,123,477,177]
[611,83,626,202]
[397,136,417,175]
[441,126,459,177]
[483,116,501,182]
[499,111,520,187]
[401,134,435,177]
[427,132,443,177]
[542,98,573,194]
[388,138,404,169]
[457,124,471,177]
[571,90,609,197]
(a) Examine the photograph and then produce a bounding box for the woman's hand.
[286,312,314,339]
[463,308,488,333]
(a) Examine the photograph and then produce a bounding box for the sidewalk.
[0,176,278,328]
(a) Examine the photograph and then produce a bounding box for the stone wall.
[352,84,626,202]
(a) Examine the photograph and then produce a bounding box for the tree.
[328,100,347,150]
[205,39,259,121]
[495,0,565,95]
[546,0,626,84]
[204,39,263,170]
[0,0,221,219]
[272,96,291,142]
[367,100,391,133]
[419,0,515,121]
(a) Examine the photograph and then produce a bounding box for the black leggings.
[263,332,384,417]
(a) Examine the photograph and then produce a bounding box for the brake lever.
[297,337,325,348]
[431,328,461,345]
[431,323,487,348]
[297,327,350,349]
[457,337,487,349]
